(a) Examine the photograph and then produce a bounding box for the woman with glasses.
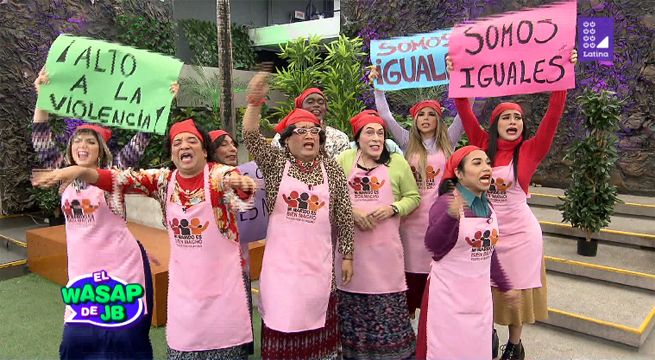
[335,110,420,360]
[242,72,355,360]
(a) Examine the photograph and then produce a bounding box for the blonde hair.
[405,112,452,187]
[65,129,113,168]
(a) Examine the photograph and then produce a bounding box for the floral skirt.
[261,292,340,360]
[338,290,416,360]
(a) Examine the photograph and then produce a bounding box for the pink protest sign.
[448,0,576,98]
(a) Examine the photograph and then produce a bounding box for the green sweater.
[337,149,420,216]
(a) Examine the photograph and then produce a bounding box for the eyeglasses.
[292,127,322,136]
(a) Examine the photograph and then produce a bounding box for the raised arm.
[454,98,489,149]
[446,97,476,148]
[32,116,65,169]
[32,69,65,169]
[114,132,152,169]
[242,72,285,181]
[522,90,568,163]
[374,90,410,148]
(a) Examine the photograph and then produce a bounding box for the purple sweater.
[425,192,512,292]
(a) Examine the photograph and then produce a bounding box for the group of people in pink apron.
[32,43,576,359]
[34,116,259,360]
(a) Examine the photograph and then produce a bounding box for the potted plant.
[558,89,621,256]
[31,187,64,226]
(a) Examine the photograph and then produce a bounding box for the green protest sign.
[36,34,183,135]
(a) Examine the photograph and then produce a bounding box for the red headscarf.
[169,119,203,143]
[274,109,321,134]
[490,102,524,125]
[294,88,325,109]
[409,100,443,119]
[440,145,483,186]
[350,110,386,136]
[77,124,112,143]
[209,130,231,143]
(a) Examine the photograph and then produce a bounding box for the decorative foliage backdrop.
[0,0,173,214]
[180,19,257,70]
[343,0,655,194]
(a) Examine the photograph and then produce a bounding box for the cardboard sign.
[36,34,183,135]
[578,17,614,62]
[370,29,451,91]
[448,0,576,97]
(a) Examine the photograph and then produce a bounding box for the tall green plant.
[320,35,367,133]
[269,36,325,121]
[558,89,621,242]
[270,36,367,133]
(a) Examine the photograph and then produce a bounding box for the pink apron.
[401,151,446,274]
[427,192,498,360]
[487,163,542,289]
[165,165,253,351]
[335,153,406,294]
[62,184,147,320]
[259,161,332,332]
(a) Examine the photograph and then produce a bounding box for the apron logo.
[349,176,385,200]
[411,166,440,190]
[62,270,145,328]
[487,177,512,202]
[282,191,325,223]
[465,229,498,261]
[63,198,99,224]
[170,217,209,247]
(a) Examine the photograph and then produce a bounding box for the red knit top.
[454,90,567,194]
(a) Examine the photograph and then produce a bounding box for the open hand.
[446,55,453,73]
[246,72,270,106]
[170,82,180,98]
[368,66,380,84]
[31,167,83,191]
[34,68,49,94]
[570,49,578,64]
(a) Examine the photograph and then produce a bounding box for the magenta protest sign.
[448,0,576,98]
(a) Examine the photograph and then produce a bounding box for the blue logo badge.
[578,18,613,62]
[62,270,145,328]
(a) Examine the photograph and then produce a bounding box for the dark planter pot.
[47,215,65,226]
[577,238,598,257]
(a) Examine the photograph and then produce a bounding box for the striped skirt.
[338,290,416,360]
[261,292,340,360]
